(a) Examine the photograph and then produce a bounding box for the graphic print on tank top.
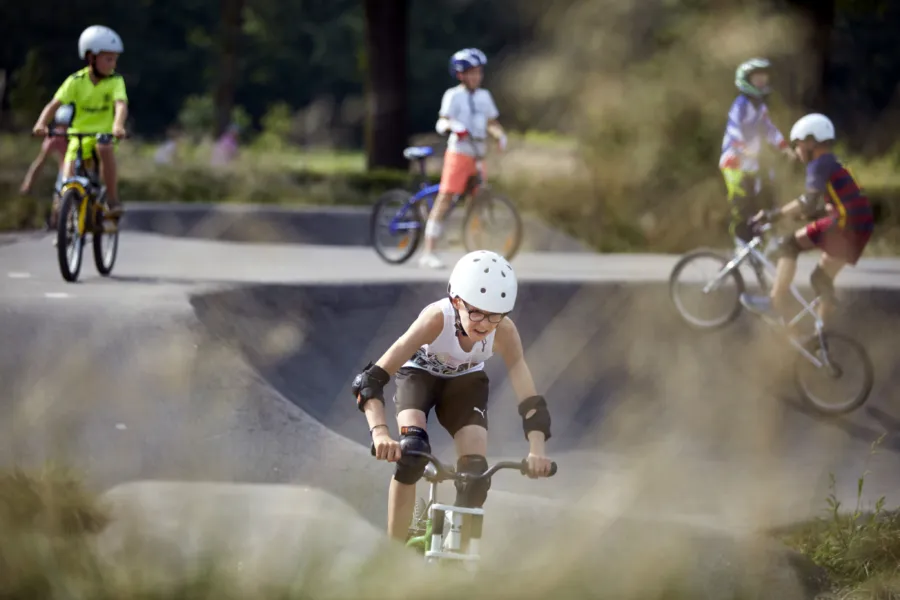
[404,298,495,377]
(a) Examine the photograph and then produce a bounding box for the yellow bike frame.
[58,178,93,236]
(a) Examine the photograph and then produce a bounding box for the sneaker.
[739,293,784,325]
[418,252,445,270]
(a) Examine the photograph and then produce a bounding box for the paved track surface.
[1,218,899,538]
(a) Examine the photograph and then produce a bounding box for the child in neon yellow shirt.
[32,25,128,218]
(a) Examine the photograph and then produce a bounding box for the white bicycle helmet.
[78,25,124,60]
[447,250,517,314]
[789,113,835,143]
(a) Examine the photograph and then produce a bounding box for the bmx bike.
[369,139,523,264]
[371,445,557,566]
[50,131,123,283]
[668,221,874,415]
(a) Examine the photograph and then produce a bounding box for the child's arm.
[353,304,444,432]
[764,162,828,222]
[494,318,550,459]
[19,145,50,193]
[113,100,128,137]
[483,91,507,150]
[32,99,62,134]
[762,106,795,159]
[435,89,458,135]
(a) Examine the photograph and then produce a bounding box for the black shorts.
[393,366,490,437]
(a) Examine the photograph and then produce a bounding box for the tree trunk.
[784,0,835,112]
[214,0,244,137]
[362,0,409,171]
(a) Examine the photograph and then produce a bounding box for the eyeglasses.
[461,301,507,323]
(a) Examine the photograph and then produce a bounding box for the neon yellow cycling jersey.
[53,67,127,134]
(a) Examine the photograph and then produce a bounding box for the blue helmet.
[449,48,487,77]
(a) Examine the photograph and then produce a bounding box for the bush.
[1,132,899,256]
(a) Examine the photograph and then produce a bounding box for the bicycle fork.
[702,245,752,294]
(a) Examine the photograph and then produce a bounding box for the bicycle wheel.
[793,332,874,415]
[370,188,424,264]
[93,208,119,276]
[461,190,523,261]
[56,189,85,283]
[668,248,745,330]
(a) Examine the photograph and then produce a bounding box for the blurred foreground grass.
[0,459,897,599]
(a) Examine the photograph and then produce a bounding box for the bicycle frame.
[385,142,489,237]
[55,133,105,236]
[701,224,833,369]
[398,449,556,566]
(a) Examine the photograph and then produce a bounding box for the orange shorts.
[439,151,484,195]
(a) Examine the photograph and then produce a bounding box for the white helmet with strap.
[447,250,517,314]
[78,25,124,60]
[789,113,835,143]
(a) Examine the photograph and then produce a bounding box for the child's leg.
[388,408,428,540]
[95,140,121,214]
[814,253,846,324]
[422,152,477,257]
[388,368,440,541]
[723,168,758,244]
[769,227,815,320]
[436,371,490,508]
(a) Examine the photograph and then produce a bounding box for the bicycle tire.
[370,188,424,265]
[56,189,85,283]
[93,220,119,276]
[793,331,874,415]
[461,190,523,261]
[668,248,746,330]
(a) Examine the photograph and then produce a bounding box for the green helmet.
[735,58,771,99]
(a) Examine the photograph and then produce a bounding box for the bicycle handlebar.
[369,445,557,480]
[35,130,130,140]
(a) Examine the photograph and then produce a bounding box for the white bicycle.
[668,221,874,415]
[373,447,557,566]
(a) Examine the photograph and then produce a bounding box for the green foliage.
[177,95,252,140]
[7,49,49,128]
[781,436,900,596]
[254,102,294,150]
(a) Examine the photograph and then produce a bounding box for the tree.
[214,0,245,137]
[783,0,835,112]
[362,0,409,170]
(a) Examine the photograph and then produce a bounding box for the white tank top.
[403,297,495,378]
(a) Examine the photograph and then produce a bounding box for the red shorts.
[439,151,484,195]
[806,216,871,265]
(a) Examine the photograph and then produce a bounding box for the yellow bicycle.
[52,131,122,283]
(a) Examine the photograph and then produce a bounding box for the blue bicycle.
[369,143,523,264]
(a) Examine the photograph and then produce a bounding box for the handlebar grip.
[369,443,375,457]
[549,461,558,477]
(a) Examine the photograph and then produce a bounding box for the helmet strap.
[448,294,469,338]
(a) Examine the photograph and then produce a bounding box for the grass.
[1,131,899,255]
[777,436,900,599]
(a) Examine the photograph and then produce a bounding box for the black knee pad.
[771,234,802,260]
[454,454,490,509]
[810,266,835,300]
[393,426,431,485]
